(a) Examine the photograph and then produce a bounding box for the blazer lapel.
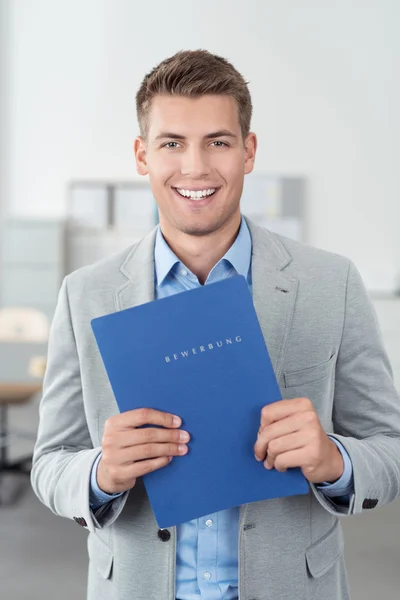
[115,226,158,312]
[246,217,298,382]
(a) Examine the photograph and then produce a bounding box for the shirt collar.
[154,215,252,286]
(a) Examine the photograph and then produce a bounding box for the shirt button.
[205,519,213,527]
[203,571,211,580]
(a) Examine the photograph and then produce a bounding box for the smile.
[173,187,220,201]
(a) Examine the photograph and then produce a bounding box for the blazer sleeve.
[30,276,129,533]
[310,259,400,516]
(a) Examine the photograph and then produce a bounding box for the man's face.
[134,94,257,237]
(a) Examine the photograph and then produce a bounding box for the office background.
[0,1,399,599]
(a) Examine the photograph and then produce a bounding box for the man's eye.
[162,141,228,149]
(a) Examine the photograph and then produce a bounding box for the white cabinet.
[372,297,400,389]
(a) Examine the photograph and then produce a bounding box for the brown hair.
[136,49,252,143]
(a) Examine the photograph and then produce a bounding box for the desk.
[0,382,42,472]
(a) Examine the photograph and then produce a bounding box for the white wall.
[0,0,12,299]
[2,0,400,291]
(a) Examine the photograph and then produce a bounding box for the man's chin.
[161,205,241,237]
[176,220,223,237]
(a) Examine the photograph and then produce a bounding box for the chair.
[0,307,49,502]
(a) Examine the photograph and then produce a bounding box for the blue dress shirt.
[90,216,354,599]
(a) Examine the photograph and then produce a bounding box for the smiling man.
[134,91,257,284]
[31,50,400,600]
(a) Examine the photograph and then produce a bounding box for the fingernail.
[178,444,187,453]
[173,416,182,427]
[179,431,190,442]
[255,454,262,462]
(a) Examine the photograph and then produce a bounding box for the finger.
[254,416,302,461]
[261,397,312,429]
[112,456,173,485]
[131,455,174,478]
[117,442,188,464]
[107,408,182,431]
[114,427,190,449]
[254,435,268,463]
[264,431,309,469]
[257,414,308,449]
[266,431,308,463]
[267,447,309,472]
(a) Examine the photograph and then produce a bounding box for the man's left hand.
[254,397,344,484]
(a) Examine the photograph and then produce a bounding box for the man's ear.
[244,132,257,175]
[134,136,149,176]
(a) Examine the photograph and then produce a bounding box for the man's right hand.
[97,408,190,495]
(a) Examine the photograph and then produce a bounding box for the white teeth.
[176,188,216,200]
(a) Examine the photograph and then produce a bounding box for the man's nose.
[180,147,212,178]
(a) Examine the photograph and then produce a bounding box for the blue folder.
[91,275,308,528]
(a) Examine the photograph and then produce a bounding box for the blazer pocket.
[284,353,336,388]
[87,533,114,580]
[305,520,344,578]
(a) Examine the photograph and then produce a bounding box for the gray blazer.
[31,217,400,600]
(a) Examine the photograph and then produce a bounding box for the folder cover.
[91,275,308,527]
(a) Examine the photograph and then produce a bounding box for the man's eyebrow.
[204,130,238,139]
[154,130,238,141]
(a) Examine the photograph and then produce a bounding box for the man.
[31,50,400,600]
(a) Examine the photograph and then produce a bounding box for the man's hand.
[254,397,344,484]
[97,409,190,494]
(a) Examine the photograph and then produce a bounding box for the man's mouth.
[172,187,221,202]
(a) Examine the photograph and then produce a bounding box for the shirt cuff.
[89,452,124,509]
[315,436,354,497]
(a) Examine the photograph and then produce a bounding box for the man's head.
[134,49,257,238]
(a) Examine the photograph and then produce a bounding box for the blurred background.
[0,1,399,598]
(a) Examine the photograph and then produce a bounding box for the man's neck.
[160,215,242,285]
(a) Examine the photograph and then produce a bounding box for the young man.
[31,50,400,600]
